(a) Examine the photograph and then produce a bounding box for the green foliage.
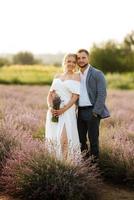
[0,57,10,67]
[106,72,134,89]
[90,31,134,73]
[13,51,38,65]
[0,65,61,85]
[99,149,134,187]
[123,30,134,52]
[0,65,134,89]
[33,127,44,141]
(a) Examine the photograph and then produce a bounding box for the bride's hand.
[50,108,59,117]
[55,107,65,116]
[49,107,56,115]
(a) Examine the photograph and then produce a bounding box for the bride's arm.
[47,91,53,108]
[63,94,79,112]
[47,73,60,109]
[56,73,80,116]
[47,91,56,116]
[55,93,79,116]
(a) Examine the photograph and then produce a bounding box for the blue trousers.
[77,107,100,159]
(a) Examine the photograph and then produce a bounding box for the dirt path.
[0,194,19,200]
[0,194,13,200]
[0,184,133,200]
[101,184,134,200]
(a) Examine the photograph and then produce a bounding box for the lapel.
[86,65,93,85]
[85,65,93,103]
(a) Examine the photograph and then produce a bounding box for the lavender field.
[0,85,134,200]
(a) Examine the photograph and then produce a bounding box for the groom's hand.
[92,112,98,118]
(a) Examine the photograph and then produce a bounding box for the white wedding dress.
[45,78,80,159]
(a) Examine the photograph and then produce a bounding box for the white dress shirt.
[79,66,92,107]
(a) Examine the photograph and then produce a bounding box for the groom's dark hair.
[77,49,89,57]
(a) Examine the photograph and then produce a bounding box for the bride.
[45,53,80,160]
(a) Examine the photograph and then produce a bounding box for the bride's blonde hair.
[62,53,77,72]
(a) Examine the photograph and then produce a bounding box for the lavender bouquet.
[51,94,61,123]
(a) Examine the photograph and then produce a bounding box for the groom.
[76,49,110,160]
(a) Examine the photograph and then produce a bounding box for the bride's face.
[64,56,76,72]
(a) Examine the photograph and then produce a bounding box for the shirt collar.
[80,64,90,76]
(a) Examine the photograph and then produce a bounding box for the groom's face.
[77,52,89,68]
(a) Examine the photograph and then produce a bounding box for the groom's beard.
[78,63,88,69]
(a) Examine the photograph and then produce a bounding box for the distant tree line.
[90,31,134,73]
[0,51,42,67]
[0,31,134,73]
[13,52,41,65]
[0,57,10,67]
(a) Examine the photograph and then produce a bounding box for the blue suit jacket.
[86,65,110,119]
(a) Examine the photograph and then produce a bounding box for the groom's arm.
[92,71,107,116]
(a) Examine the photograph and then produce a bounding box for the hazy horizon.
[0,0,134,54]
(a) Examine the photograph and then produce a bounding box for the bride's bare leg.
[60,125,68,160]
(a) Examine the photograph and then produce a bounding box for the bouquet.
[51,93,62,123]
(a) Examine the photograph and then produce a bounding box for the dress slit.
[60,124,68,160]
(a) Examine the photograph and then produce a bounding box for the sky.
[0,0,134,54]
